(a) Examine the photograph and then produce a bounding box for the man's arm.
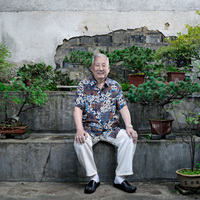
[74,106,88,144]
[119,105,138,143]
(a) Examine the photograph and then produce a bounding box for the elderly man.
[74,53,137,194]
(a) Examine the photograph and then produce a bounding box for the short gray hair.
[92,53,109,65]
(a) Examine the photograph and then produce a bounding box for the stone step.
[0,133,199,182]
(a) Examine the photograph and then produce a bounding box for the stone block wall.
[54,27,167,83]
[0,91,199,133]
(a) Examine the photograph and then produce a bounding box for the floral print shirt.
[74,76,127,138]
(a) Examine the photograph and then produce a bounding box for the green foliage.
[100,45,155,75]
[128,77,200,118]
[0,62,55,122]
[18,62,53,80]
[0,42,14,83]
[128,77,200,106]
[146,134,151,140]
[178,168,200,175]
[64,45,155,75]
[119,83,130,91]
[64,50,93,70]
[155,17,200,72]
[48,70,75,90]
[122,45,154,74]
[53,71,75,86]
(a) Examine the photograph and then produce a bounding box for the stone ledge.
[0,133,199,182]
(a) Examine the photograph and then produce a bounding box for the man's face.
[91,56,110,81]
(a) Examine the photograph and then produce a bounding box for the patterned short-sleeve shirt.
[74,76,127,138]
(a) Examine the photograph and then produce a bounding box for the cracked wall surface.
[54,27,166,83]
[0,0,199,67]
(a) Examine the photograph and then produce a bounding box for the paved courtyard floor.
[0,182,199,200]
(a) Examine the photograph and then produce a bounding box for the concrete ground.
[0,182,199,200]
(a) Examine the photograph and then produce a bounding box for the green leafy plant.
[169,100,200,173]
[64,50,93,71]
[146,134,151,140]
[64,45,156,76]
[47,70,75,91]
[119,83,130,91]
[128,76,200,119]
[0,42,15,83]
[0,62,54,127]
[18,62,53,80]
[155,12,200,73]
[100,45,155,75]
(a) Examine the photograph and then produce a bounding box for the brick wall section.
[54,27,168,83]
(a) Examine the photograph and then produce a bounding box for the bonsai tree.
[18,62,54,83]
[64,45,156,75]
[100,45,155,75]
[128,76,200,136]
[48,70,76,91]
[169,100,200,173]
[64,50,93,72]
[0,62,54,127]
[128,76,200,119]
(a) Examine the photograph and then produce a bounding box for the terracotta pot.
[0,126,28,136]
[176,168,200,189]
[167,72,185,82]
[149,119,174,136]
[128,74,145,87]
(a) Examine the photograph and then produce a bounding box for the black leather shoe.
[114,180,137,193]
[84,180,100,194]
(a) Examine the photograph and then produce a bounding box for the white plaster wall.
[0,0,200,67]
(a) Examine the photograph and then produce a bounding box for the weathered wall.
[55,27,166,83]
[0,91,199,133]
[0,0,200,67]
[0,133,199,182]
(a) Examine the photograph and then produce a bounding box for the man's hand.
[126,127,138,144]
[75,129,88,144]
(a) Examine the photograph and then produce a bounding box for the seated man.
[74,53,138,194]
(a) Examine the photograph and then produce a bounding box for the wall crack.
[40,147,51,182]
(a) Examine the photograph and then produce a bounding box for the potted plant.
[18,62,54,86]
[64,50,93,72]
[154,13,200,82]
[0,62,54,138]
[64,45,157,86]
[51,70,76,91]
[101,45,155,87]
[128,76,200,137]
[169,100,200,192]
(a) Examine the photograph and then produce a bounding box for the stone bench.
[0,133,199,182]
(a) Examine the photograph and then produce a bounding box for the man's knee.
[74,137,92,152]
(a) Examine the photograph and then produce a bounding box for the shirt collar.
[89,75,111,87]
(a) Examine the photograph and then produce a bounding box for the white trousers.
[74,129,137,177]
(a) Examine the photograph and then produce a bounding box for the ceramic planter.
[176,168,200,189]
[167,72,185,82]
[149,119,174,136]
[0,126,28,136]
[128,74,145,87]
